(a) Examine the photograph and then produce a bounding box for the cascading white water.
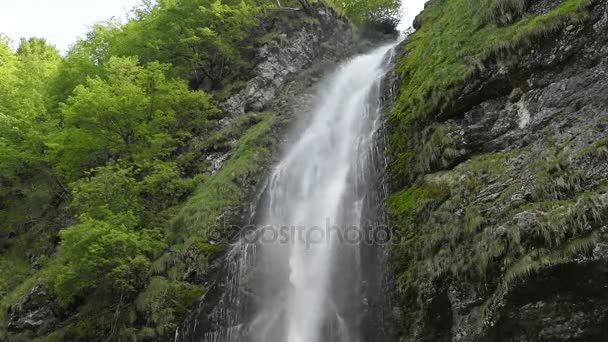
[250,42,397,342]
[175,5,430,341]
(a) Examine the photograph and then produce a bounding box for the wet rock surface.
[220,4,353,117]
[7,285,61,336]
[387,1,608,341]
[198,4,354,175]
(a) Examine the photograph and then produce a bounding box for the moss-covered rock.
[387,0,608,340]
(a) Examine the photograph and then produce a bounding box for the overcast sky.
[0,0,428,53]
[398,0,428,32]
[0,0,142,53]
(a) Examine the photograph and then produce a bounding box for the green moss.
[201,112,263,152]
[172,112,276,243]
[388,179,450,286]
[392,0,590,124]
[389,180,449,226]
[164,112,276,281]
[390,151,517,286]
[387,0,600,335]
[577,136,608,159]
[389,122,462,185]
[389,144,606,333]
[0,255,34,299]
[531,144,585,200]
[535,192,607,246]
[389,0,592,182]
[485,0,529,25]
[504,233,597,287]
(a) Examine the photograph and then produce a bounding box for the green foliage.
[1,37,61,120]
[0,37,63,261]
[140,161,203,211]
[54,56,216,179]
[47,26,113,106]
[134,277,205,337]
[331,0,400,28]
[91,0,262,90]
[15,38,62,117]
[393,0,590,122]
[71,163,142,222]
[173,112,276,243]
[1,0,271,338]
[52,218,162,306]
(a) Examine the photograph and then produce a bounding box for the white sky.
[0,0,428,54]
[0,0,142,53]
[398,0,429,32]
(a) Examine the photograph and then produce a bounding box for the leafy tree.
[336,0,401,29]
[52,218,162,306]
[0,36,19,115]
[71,162,142,224]
[54,56,216,178]
[53,162,162,309]
[47,26,115,107]
[109,0,259,89]
[0,37,62,238]
[140,161,201,210]
[15,38,62,118]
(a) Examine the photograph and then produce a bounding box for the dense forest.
[0,0,399,340]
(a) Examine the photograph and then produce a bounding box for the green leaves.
[71,163,142,224]
[0,38,62,242]
[332,0,400,28]
[100,0,260,89]
[55,56,216,178]
[53,218,162,306]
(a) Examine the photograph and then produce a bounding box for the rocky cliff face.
[200,4,354,175]
[386,0,608,341]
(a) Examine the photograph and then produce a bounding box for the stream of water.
[247,43,397,342]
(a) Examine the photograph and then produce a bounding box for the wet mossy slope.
[387,0,608,340]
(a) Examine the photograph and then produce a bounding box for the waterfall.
[248,43,397,342]
[174,3,431,340]
[176,42,398,342]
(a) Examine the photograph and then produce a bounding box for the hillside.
[387,0,608,340]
